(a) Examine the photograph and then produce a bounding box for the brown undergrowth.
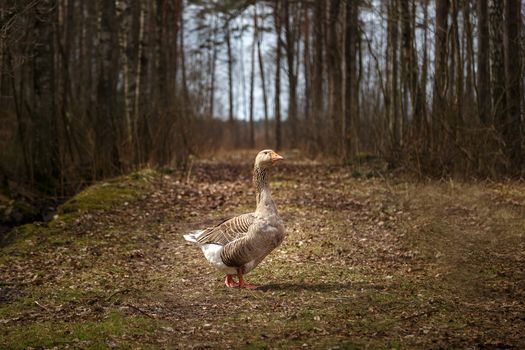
[0,151,524,349]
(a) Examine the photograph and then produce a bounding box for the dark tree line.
[0,0,524,196]
[1,0,194,195]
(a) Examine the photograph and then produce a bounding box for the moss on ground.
[58,169,155,215]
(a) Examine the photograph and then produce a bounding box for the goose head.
[255,149,284,169]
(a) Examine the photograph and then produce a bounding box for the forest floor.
[1,151,524,349]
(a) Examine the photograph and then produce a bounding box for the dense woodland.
[0,0,524,197]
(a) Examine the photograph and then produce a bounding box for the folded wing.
[196,213,256,246]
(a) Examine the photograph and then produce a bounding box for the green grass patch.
[0,311,157,350]
[0,296,36,319]
[0,224,64,263]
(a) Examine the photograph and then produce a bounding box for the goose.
[183,149,285,289]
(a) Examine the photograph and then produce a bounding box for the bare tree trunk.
[255,6,270,146]
[97,0,120,176]
[33,0,59,184]
[6,50,31,182]
[489,0,506,129]
[386,0,400,151]
[433,0,449,150]
[133,1,145,161]
[399,0,408,138]
[463,0,476,123]
[327,0,342,155]
[57,0,78,174]
[118,0,132,163]
[156,0,168,110]
[156,0,172,165]
[504,0,522,170]
[400,0,422,136]
[178,2,191,157]
[284,0,297,148]
[312,0,325,153]
[248,7,256,149]
[225,21,236,146]
[180,7,188,102]
[344,0,359,159]
[209,15,217,119]
[421,0,429,141]
[451,0,463,138]
[302,3,311,141]
[477,0,491,125]
[274,0,282,150]
[0,5,3,97]
[89,1,99,152]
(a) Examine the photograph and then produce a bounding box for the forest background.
[0,0,524,223]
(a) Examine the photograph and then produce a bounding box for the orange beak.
[271,151,284,163]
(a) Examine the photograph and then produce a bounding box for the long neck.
[253,165,275,211]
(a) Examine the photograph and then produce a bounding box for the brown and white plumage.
[183,149,285,289]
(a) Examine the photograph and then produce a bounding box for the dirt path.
[1,153,524,349]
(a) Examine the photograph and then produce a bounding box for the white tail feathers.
[183,230,204,243]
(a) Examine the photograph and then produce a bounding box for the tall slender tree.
[400,0,422,136]
[503,0,522,169]
[274,0,282,150]
[450,0,463,138]
[327,0,342,154]
[386,0,400,150]
[225,19,236,146]
[248,7,257,148]
[477,0,491,125]
[463,0,476,122]
[489,0,506,129]
[344,0,359,159]
[433,0,449,149]
[311,0,325,153]
[284,0,298,148]
[96,0,120,177]
[254,5,270,146]
[33,0,59,185]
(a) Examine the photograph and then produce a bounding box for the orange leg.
[224,274,239,288]
[237,269,258,289]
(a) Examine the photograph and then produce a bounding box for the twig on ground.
[34,300,52,312]
[125,303,155,319]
